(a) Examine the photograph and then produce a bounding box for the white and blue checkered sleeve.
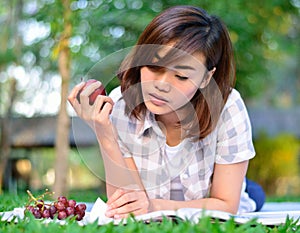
[215,89,255,164]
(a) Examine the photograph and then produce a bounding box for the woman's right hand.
[67,81,115,140]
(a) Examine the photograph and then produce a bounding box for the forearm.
[98,137,143,198]
[151,197,239,214]
[97,136,132,194]
[100,141,130,195]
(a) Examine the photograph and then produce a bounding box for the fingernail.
[76,81,85,87]
[105,211,112,217]
[114,214,120,219]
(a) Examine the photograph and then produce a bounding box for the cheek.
[170,85,198,108]
[184,86,198,98]
[174,83,198,100]
[140,68,153,97]
[140,67,153,83]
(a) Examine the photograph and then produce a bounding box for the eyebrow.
[154,52,196,71]
[173,65,196,71]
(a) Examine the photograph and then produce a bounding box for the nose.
[154,72,171,92]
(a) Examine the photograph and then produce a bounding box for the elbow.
[213,199,240,214]
[223,202,239,214]
[227,207,239,215]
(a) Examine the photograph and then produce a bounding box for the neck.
[155,111,181,127]
[155,111,187,146]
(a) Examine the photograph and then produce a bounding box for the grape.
[66,207,74,216]
[57,211,67,220]
[49,205,57,215]
[75,212,85,221]
[80,211,85,218]
[75,203,87,212]
[68,199,76,208]
[24,190,86,221]
[33,209,42,219]
[58,196,68,206]
[36,200,44,209]
[55,201,65,211]
[42,209,51,218]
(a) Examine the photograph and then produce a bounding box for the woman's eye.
[175,74,189,80]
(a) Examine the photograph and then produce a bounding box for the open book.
[88,197,300,226]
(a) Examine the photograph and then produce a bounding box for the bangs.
[120,44,207,72]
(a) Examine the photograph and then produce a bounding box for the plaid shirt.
[109,87,256,212]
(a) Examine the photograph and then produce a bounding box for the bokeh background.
[0,0,299,199]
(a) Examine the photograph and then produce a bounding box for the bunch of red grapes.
[25,190,86,221]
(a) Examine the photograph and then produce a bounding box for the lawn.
[1,190,300,233]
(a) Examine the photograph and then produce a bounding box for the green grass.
[1,190,300,233]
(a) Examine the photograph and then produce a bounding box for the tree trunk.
[53,0,72,198]
[0,0,22,194]
[0,79,16,194]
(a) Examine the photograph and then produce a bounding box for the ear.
[199,67,216,89]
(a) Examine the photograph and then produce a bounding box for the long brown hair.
[118,5,236,140]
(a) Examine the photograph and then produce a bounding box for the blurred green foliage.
[0,0,299,116]
[248,133,300,195]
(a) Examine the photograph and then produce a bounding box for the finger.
[112,201,147,219]
[68,82,86,115]
[115,200,139,214]
[94,96,114,112]
[77,81,103,105]
[113,213,129,220]
[80,81,102,96]
[103,102,113,115]
[97,99,114,118]
[106,201,139,219]
[68,82,85,105]
[108,192,138,211]
[112,206,148,220]
[131,207,148,216]
[102,96,115,107]
[106,189,126,205]
[106,191,149,218]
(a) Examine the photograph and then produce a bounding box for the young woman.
[68,5,265,219]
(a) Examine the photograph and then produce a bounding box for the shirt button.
[182,174,189,179]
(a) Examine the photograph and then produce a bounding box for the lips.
[148,93,169,106]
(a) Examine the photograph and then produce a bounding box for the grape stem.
[26,190,38,202]
[26,189,55,210]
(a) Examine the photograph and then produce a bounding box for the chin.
[144,101,172,115]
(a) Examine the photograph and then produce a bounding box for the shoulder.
[220,88,249,121]
[224,88,245,110]
[215,89,255,163]
[216,88,253,141]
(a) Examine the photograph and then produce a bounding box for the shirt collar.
[136,111,165,139]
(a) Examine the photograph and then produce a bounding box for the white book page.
[88,197,114,224]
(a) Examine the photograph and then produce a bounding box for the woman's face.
[140,46,213,115]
